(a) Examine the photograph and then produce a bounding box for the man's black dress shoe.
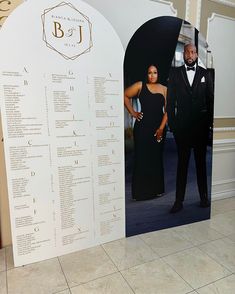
[170,202,183,213]
[156,193,164,198]
[200,199,210,208]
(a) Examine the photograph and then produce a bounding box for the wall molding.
[209,0,235,8]
[208,12,235,25]
[207,13,235,118]
[206,12,232,42]
[212,189,235,200]
[215,116,235,119]
[150,0,177,15]
[212,139,235,200]
[185,0,190,21]
[185,0,201,29]
[213,138,235,144]
[196,0,202,29]
[212,179,235,201]
[213,139,235,152]
[207,11,235,40]
[214,127,235,132]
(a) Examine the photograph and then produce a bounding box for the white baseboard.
[212,189,235,201]
[212,139,235,201]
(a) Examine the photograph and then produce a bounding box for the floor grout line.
[139,230,197,259]
[4,248,8,294]
[101,243,136,292]
[160,256,195,291]
[205,212,235,237]
[189,235,230,247]
[101,243,119,272]
[119,270,136,294]
[159,240,234,291]
[101,235,161,271]
[138,223,229,261]
[194,272,234,291]
[226,234,235,242]
[196,245,233,274]
[57,256,72,294]
[2,198,235,293]
[0,247,6,273]
[67,271,129,291]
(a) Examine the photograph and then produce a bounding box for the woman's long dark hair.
[144,64,160,84]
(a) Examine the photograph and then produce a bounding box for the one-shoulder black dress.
[132,83,165,200]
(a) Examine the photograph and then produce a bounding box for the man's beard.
[184,59,197,67]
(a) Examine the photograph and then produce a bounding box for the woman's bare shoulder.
[134,81,143,88]
[158,83,167,90]
[126,81,142,90]
[124,81,142,97]
[157,83,167,98]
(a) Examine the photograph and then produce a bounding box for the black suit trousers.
[174,132,208,203]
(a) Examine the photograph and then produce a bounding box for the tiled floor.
[1,197,235,294]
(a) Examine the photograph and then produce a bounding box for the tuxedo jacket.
[167,65,214,137]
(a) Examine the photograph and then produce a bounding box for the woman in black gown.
[124,65,167,200]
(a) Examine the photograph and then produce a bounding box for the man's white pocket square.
[201,76,205,82]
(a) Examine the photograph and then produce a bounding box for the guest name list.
[0,0,125,266]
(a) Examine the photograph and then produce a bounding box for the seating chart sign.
[0,0,125,266]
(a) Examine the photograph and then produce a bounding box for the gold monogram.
[52,21,83,44]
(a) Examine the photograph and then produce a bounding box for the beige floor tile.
[227,233,235,242]
[121,259,193,294]
[140,228,193,257]
[0,248,6,272]
[70,272,133,294]
[197,274,235,294]
[163,247,230,289]
[208,211,235,235]
[102,236,158,270]
[0,271,7,294]
[54,290,71,294]
[6,246,14,270]
[59,246,118,287]
[199,238,235,272]
[7,258,68,294]
[211,198,235,216]
[173,221,224,246]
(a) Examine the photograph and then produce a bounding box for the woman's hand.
[154,128,163,142]
[132,111,143,121]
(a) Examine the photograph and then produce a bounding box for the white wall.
[207,13,235,200]
[207,13,235,118]
[84,0,177,49]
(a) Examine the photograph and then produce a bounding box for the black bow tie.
[187,66,195,71]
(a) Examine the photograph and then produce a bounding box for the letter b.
[52,22,64,38]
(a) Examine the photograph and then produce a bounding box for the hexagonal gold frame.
[41,1,93,60]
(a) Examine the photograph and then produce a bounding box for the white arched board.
[207,13,235,118]
[0,0,125,266]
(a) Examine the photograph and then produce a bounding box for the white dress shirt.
[185,64,196,86]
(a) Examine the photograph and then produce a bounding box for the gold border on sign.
[41,2,93,60]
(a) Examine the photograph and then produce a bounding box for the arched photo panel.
[124,16,214,237]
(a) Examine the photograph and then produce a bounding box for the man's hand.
[132,111,143,121]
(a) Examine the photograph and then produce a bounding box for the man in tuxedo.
[167,43,214,213]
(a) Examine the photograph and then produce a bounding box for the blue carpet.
[125,135,212,237]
